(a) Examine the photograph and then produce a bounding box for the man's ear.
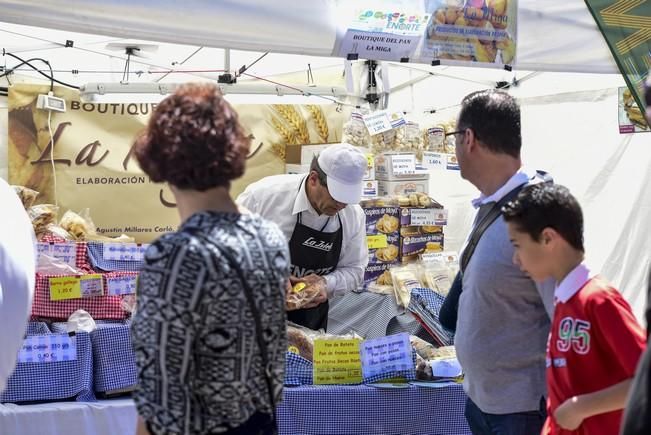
[307,170,318,186]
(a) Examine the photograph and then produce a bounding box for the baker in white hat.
[237,143,369,330]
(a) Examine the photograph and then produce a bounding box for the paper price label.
[313,339,363,385]
[80,274,103,297]
[391,154,416,175]
[49,276,82,301]
[409,208,449,226]
[362,111,393,135]
[422,152,446,170]
[360,333,412,379]
[103,243,148,261]
[37,242,77,267]
[18,334,77,363]
[367,234,388,249]
[107,275,138,296]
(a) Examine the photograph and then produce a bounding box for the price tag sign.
[366,234,388,249]
[421,251,459,264]
[313,339,363,385]
[18,334,77,363]
[103,243,148,261]
[362,111,393,135]
[37,242,77,267]
[360,333,412,379]
[49,276,82,301]
[391,154,416,175]
[409,208,449,226]
[422,152,446,170]
[106,275,138,296]
[80,274,103,297]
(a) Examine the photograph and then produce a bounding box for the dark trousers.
[464,397,546,435]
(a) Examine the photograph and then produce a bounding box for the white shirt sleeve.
[324,207,368,299]
[235,185,260,213]
[0,183,36,394]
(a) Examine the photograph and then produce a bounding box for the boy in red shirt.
[502,183,645,434]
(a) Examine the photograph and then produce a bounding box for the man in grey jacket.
[450,90,554,434]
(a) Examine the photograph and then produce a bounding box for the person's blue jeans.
[464,397,546,435]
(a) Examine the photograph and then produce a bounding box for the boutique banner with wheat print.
[8,83,351,242]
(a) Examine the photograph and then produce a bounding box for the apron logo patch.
[290,265,334,277]
[302,237,334,252]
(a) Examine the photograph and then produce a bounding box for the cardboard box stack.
[374,152,430,197]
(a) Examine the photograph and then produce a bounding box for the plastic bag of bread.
[342,112,370,147]
[42,223,74,241]
[410,335,439,360]
[37,253,85,275]
[390,264,424,308]
[13,185,39,209]
[287,325,314,361]
[60,209,96,240]
[28,204,59,236]
[419,260,454,296]
[286,281,321,311]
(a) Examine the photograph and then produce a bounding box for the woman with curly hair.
[131,83,289,435]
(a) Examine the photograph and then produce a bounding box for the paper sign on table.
[18,334,77,363]
[106,275,138,295]
[367,234,388,249]
[37,242,77,267]
[360,333,412,379]
[80,274,103,297]
[313,339,363,385]
[103,243,148,261]
[49,276,82,301]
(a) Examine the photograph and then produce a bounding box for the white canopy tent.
[0,0,649,323]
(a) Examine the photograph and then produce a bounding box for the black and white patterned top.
[131,211,290,435]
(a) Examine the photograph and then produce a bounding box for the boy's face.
[507,222,552,283]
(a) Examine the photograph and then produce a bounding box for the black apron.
[287,181,343,331]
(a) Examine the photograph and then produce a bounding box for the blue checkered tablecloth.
[89,322,137,394]
[408,288,455,347]
[285,352,313,386]
[328,291,432,342]
[277,384,470,435]
[25,322,51,336]
[86,242,145,272]
[0,324,94,403]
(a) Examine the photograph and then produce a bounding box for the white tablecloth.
[0,399,137,435]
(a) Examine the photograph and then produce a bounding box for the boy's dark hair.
[458,89,521,158]
[502,183,584,252]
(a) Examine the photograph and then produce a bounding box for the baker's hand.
[554,396,585,430]
[299,274,328,309]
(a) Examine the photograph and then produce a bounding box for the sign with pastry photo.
[420,0,517,66]
[618,86,649,133]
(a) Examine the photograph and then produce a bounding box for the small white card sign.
[18,334,77,363]
[103,243,148,261]
[37,242,77,267]
[80,275,104,297]
[107,275,138,296]
[391,154,416,175]
[409,208,449,226]
[362,110,393,135]
[422,152,447,170]
[360,333,412,379]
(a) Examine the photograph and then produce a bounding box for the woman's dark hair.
[134,82,250,191]
[502,183,584,252]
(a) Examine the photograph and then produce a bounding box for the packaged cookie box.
[378,180,429,197]
[362,204,401,236]
[367,233,400,263]
[363,261,399,290]
[400,233,445,264]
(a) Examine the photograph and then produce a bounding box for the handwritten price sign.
[107,275,138,295]
[18,334,77,363]
[37,242,77,267]
[103,243,149,261]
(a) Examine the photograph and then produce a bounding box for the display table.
[0,398,137,435]
[0,384,469,435]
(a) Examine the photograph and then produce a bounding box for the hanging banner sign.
[586,0,651,121]
[420,0,518,65]
[334,8,430,61]
[8,83,351,242]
